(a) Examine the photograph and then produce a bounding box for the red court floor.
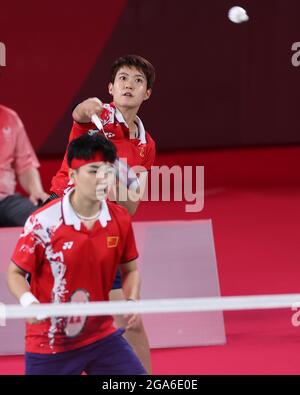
[1,146,300,374]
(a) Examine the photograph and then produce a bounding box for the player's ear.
[144,88,152,102]
[68,168,76,183]
[108,82,113,96]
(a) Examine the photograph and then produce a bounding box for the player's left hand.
[124,313,141,330]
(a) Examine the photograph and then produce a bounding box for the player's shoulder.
[25,199,63,236]
[145,131,156,147]
[72,120,95,135]
[107,201,132,225]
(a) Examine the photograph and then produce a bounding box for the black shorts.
[25,329,146,375]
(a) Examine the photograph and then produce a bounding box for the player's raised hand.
[73,97,103,123]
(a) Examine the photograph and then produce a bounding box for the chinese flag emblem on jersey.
[107,236,119,248]
[139,147,145,158]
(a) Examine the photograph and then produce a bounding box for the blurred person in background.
[0,104,49,226]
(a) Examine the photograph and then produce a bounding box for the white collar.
[62,189,111,231]
[114,107,147,145]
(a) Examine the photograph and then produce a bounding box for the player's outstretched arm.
[72,97,103,123]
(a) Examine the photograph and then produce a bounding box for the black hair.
[110,54,155,90]
[67,133,117,167]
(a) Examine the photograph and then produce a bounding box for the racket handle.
[91,113,106,134]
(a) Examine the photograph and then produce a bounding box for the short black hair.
[67,133,117,167]
[110,54,155,90]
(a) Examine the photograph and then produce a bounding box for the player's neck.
[116,105,139,131]
[70,191,102,219]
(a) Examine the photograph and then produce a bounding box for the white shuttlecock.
[228,6,249,24]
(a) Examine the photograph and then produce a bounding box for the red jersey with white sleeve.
[11,189,138,354]
[51,103,156,197]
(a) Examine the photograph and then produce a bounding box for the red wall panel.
[1,0,300,154]
[0,0,127,149]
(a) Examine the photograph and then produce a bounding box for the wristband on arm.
[19,292,39,307]
[19,292,47,320]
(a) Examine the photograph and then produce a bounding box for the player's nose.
[125,80,133,89]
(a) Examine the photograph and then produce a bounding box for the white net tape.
[1,294,300,320]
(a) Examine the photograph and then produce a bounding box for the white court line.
[1,294,300,320]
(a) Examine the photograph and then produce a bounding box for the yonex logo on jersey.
[63,241,73,250]
[88,129,99,136]
[107,236,119,248]
[88,129,115,138]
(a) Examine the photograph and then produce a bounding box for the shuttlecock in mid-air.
[228,6,249,24]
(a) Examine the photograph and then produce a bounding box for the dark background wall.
[1,0,300,154]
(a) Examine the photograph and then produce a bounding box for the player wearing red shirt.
[7,134,146,375]
[49,55,155,373]
[51,102,156,201]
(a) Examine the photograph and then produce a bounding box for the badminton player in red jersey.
[7,134,146,375]
[50,55,156,373]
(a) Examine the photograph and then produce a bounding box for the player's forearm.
[18,167,44,196]
[121,269,141,301]
[7,263,30,301]
[72,103,91,123]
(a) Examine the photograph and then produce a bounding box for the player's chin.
[118,97,139,108]
[95,187,108,201]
